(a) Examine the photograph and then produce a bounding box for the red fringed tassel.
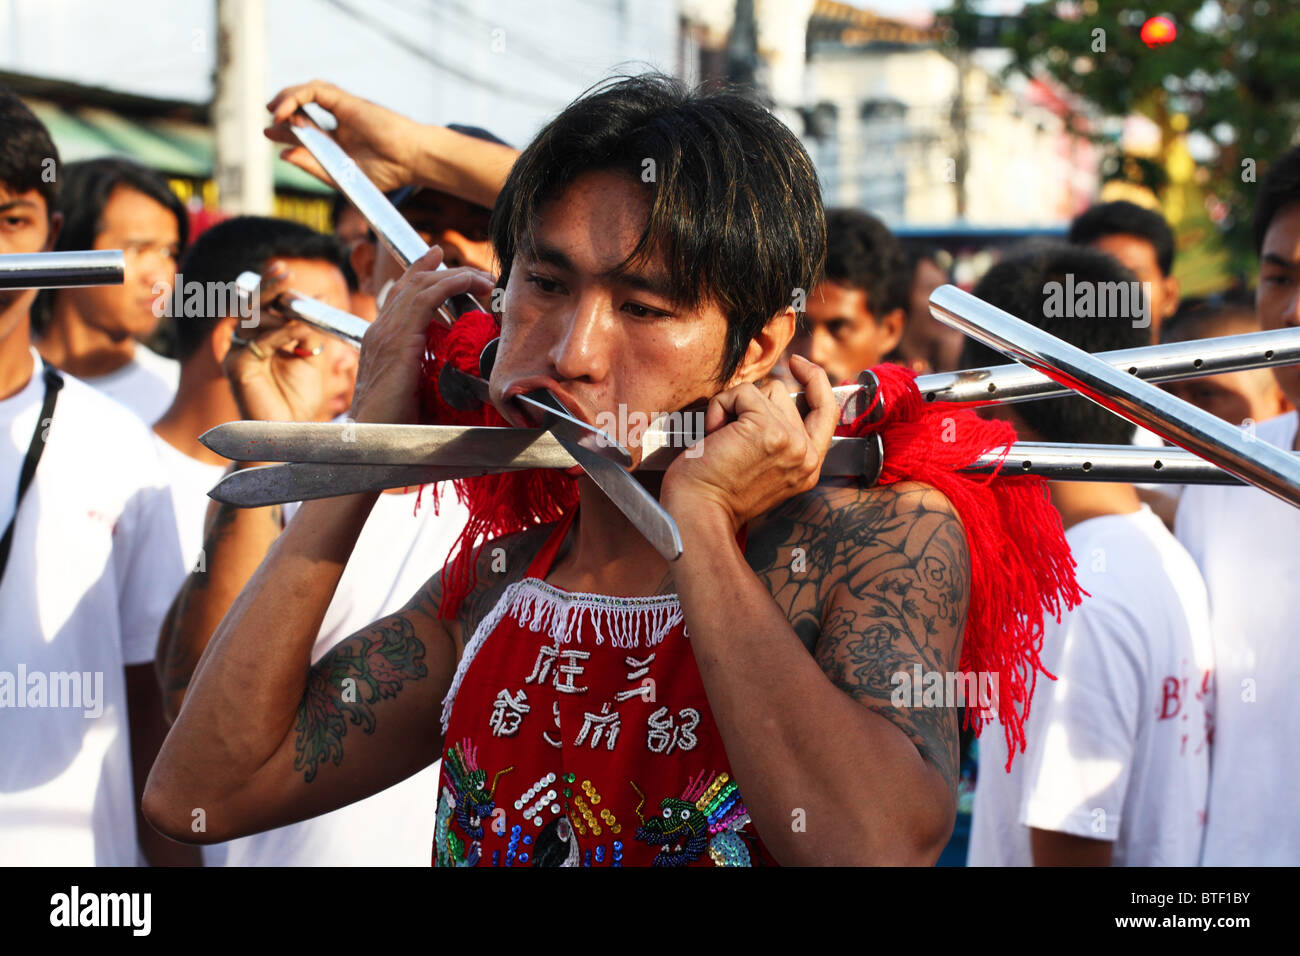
[417,311,578,621]
[843,363,1084,769]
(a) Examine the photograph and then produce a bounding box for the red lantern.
[1141,15,1177,48]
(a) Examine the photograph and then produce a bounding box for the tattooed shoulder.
[750,480,971,792]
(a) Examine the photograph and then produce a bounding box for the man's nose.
[547,293,609,384]
[808,327,836,373]
[1285,289,1300,328]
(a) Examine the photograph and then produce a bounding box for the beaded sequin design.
[434,512,775,867]
[632,770,754,867]
[434,739,513,867]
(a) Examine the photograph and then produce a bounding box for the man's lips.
[501,381,597,431]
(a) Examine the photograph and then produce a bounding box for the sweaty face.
[789,281,895,384]
[489,170,733,459]
[0,186,53,343]
[64,186,180,340]
[1257,201,1300,414]
[268,257,356,420]
[1088,234,1175,339]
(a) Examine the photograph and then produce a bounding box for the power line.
[315,0,570,111]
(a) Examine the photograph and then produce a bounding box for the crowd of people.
[1,71,1296,867]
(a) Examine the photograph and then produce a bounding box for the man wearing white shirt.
[35,158,189,425]
[966,245,1213,867]
[0,85,196,866]
[1173,145,1300,866]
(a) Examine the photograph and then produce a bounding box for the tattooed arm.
[143,501,544,844]
[672,480,968,866]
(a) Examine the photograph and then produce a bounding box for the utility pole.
[213,0,272,214]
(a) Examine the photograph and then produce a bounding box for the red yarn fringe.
[417,310,578,622]
[842,363,1083,769]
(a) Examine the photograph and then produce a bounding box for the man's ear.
[727,307,796,387]
[44,211,63,251]
[351,240,378,296]
[879,306,906,356]
[210,315,239,364]
[1161,275,1181,320]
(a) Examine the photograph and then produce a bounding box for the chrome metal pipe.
[917,326,1300,405]
[962,442,1282,485]
[930,284,1300,509]
[0,250,125,290]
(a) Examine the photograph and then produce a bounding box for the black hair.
[1253,144,1300,254]
[823,208,909,319]
[0,83,60,220]
[1067,200,1175,276]
[171,215,348,360]
[31,158,192,332]
[54,157,188,256]
[1161,300,1259,345]
[491,73,826,383]
[963,242,1151,445]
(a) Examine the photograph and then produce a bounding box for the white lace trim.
[439,578,683,734]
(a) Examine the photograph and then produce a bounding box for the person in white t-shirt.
[152,215,361,590]
[1173,145,1300,866]
[154,204,489,864]
[0,86,197,865]
[964,244,1213,866]
[34,158,188,425]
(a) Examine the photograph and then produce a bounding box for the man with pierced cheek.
[148,75,1079,868]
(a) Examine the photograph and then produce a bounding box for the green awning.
[26,100,332,195]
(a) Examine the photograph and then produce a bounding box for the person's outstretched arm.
[265,81,519,209]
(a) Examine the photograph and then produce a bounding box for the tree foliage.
[950,1,1300,277]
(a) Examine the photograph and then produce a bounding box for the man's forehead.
[0,186,45,210]
[1262,202,1300,261]
[271,256,347,302]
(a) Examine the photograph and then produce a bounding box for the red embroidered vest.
[433,511,776,867]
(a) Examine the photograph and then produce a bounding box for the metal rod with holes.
[929,284,1300,509]
[913,325,1300,405]
[961,442,1279,484]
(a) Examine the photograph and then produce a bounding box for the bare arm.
[125,663,202,865]
[671,482,967,866]
[1031,827,1113,866]
[145,255,500,844]
[158,490,282,723]
[144,490,452,842]
[265,81,518,209]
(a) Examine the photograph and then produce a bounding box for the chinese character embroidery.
[647,706,700,754]
[488,689,530,737]
[575,702,621,751]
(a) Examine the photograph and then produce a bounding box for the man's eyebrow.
[0,198,39,213]
[607,264,676,301]
[1261,252,1300,268]
[525,241,577,272]
[525,240,677,300]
